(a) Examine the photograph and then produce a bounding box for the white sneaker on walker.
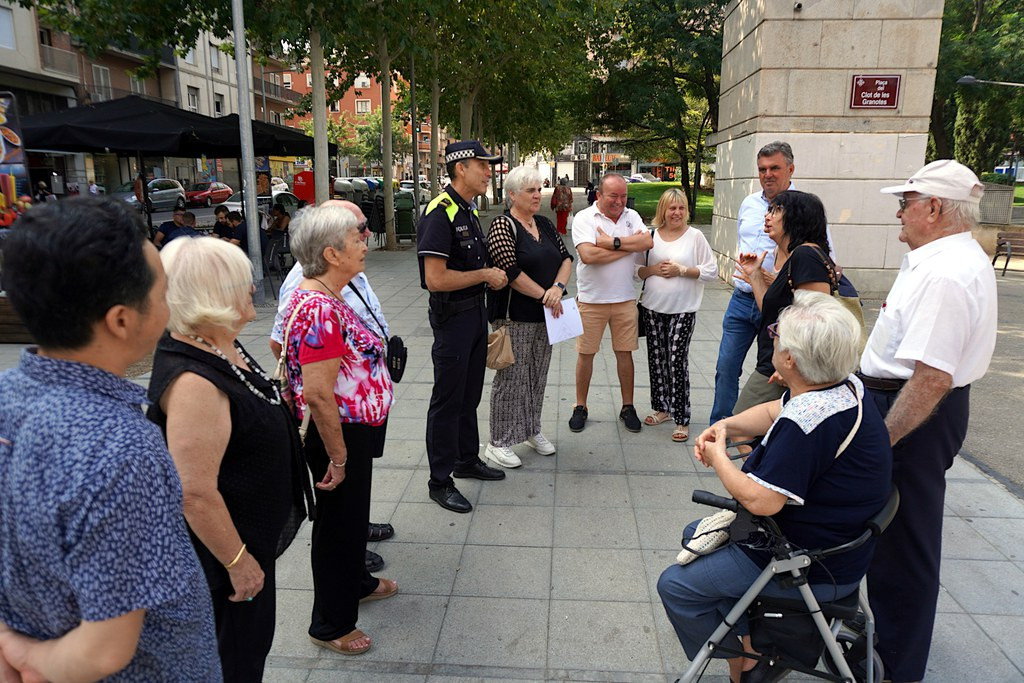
[526,433,556,456]
[484,443,522,469]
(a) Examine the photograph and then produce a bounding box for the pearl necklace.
[189,335,282,406]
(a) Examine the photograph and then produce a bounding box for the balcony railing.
[256,79,302,104]
[39,44,79,79]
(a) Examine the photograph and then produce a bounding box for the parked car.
[399,180,429,203]
[628,173,658,183]
[185,181,233,207]
[271,176,289,192]
[221,189,303,217]
[111,178,187,212]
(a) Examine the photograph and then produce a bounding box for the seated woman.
[658,292,892,683]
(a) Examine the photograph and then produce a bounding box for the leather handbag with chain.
[346,282,407,383]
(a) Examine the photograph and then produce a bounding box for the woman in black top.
[731,190,834,415]
[484,166,573,468]
[147,236,311,682]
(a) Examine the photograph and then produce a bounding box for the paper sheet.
[544,297,584,345]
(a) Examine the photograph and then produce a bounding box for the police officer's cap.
[445,140,502,165]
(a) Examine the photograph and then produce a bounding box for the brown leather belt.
[855,371,906,392]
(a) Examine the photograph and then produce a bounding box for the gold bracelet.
[224,543,246,569]
[330,460,347,468]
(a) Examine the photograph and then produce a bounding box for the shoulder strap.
[834,381,862,459]
[494,212,517,237]
[788,243,838,293]
[346,281,388,341]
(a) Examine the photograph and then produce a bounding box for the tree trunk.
[930,97,951,160]
[379,34,397,250]
[430,71,440,197]
[475,108,487,209]
[310,30,329,205]
[459,88,478,139]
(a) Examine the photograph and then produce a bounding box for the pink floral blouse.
[283,290,393,426]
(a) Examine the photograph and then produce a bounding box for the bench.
[993,231,1024,276]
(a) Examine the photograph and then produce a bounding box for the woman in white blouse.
[637,189,718,442]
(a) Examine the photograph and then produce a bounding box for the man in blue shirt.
[710,141,795,424]
[0,197,220,681]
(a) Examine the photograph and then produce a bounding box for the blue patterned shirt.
[0,350,220,681]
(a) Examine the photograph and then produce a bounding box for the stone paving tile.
[968,515,1024,562]
[554,472,632,507]
[371,542,463,597]
[551,548,649,602]
[945,480,1024,518]
[434,596,549,668]
[940,516,1006,560]
[974,615,1024,672]
[553,505,641,549]
[465,504,555,547]
[452,545,552,600]
[926,612,1024,681]
[547,600,662,673]
[475,470,556,507]
[940,559,1024,615]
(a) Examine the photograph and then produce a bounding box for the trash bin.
[349,178,368,204]
[332,178,353,201]
[395,191,415,241]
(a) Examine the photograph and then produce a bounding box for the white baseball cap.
[880,159,984,204]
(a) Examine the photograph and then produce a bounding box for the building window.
[306,74,312,88]
[271,111,282,125]
[354,73,371,88]
[38,27,51,47]
[329,100,340,113]
[283,74,292,89]
[187,86,200,112]
[92,65,112,102]
[210,44,220,72]
[355,99,370,115]
[130,75,146,95]
[184,46,196,65]
[0,7,15,50]
[214,93,224,116]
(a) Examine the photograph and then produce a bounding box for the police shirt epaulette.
[439,197,452,208]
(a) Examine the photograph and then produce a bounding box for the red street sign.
[850,75,901,110]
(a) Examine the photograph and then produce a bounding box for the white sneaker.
[526,433,556,456]
[484,443,522,469]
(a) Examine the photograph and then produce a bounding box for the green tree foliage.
[590,0,727,205]
[350,107,413,169]
[931,0,1024,173]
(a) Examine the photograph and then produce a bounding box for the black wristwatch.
[613,237,621,251]
[555,282,565,291]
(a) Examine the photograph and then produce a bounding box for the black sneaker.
[619,404,642,432]
[569,405,588,432]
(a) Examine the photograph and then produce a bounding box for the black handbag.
[346,282,407,383]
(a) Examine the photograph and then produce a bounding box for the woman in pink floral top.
[281,203,395,657]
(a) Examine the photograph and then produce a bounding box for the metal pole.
[409,54,420,214]
[260,64,267,123]
[231,0,264,303]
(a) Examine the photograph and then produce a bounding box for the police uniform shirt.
[859,232,997,387]
[417,186,488,299]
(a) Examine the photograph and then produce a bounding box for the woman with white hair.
[280,203,396,656]
[484,165,573,468]
[148,237,311,682]
[658,292,892,683]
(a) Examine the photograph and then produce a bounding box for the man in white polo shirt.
[859,159,997,683]
[569,173,653,433]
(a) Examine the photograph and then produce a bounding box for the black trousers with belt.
[425,303,488,489]
[866,384,971,683]
[305,420,384,641]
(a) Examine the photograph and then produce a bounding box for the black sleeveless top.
[147,334,311,590]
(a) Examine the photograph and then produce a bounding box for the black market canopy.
[20,95,334,157]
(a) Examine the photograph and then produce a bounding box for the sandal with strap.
[360,577,398,603]
[367,522,394,542]
[672,425,689,442]
[310,629,372,656]
[644,411,672,426]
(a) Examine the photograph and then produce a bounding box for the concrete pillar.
[710,0,944,296]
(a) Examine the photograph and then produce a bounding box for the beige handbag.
[486,324,515,370]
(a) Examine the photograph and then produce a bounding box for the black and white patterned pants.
[488,320,553,447]
[644,309,697,426]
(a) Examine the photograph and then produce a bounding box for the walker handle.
[692,490,739,512]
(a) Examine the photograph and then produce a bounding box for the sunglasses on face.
[356,220,369,235]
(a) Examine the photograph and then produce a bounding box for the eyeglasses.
[766,204,782,216]
[767,322,780,340]
[898,196,931,212]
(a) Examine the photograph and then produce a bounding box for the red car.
[186,181,233,207]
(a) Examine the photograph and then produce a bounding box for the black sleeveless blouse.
[147,334,311,590]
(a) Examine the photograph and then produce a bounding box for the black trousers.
[426,304,488,489]
[210,561,276,683]
[867,385,970,683]
[305,420,384,641]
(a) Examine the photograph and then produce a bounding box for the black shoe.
[368,522,395,542]
[365,549,385,573]
[429,484,473,513]
[569,405,588,432]
[740,657,790,683]
[453,460,506,481]
[619,404,642,432]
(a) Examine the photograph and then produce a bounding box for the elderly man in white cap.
[858,159,997,683]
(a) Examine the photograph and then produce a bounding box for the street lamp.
[956,75,1024,89]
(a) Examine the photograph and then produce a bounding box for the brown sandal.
[645,411,672,426]
[310,629,372,655]
[672,425,689,442]
[360,577,398,603]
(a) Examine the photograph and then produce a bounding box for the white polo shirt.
[572,203,647,304]
[860,232,997,387]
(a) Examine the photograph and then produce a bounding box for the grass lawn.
[625,182,714,224]
[1015,184,1023,205]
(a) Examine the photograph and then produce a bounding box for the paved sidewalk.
[1,198,1022,681]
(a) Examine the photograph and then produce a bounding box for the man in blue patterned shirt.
[0,197,220,681]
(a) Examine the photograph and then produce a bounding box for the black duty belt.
[855,371,906,392]
[429,292,484,316]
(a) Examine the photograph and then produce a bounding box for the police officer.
[418,141,509,513]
